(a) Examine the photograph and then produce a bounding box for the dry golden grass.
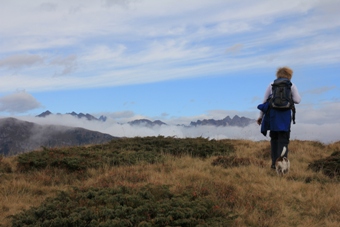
[0,139,339,226]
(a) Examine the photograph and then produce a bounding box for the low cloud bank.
[17,115,340,144]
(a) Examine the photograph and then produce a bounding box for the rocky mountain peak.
[190,115,255,127]
[128,119,167,127]
[36,111,106,122]
[36,110,52,117]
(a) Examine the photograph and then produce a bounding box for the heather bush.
[308,150,340,179]
[12,184,235,227]
[103,136,234,158]
[16,147,164,173]
[16,137,234,172]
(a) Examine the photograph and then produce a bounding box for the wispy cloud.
[0,0,339,92]
[0,54,43,70]
[50,54,77,76]
[0,91,42,113]
[303,86,337,95]
[225,44,244,55]
[16,101,340,144]
[297,101,340,125]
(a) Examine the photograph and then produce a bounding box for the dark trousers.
[269,131,290,166]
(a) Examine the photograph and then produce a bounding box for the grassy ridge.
[0,137,339,226]
[16,136,234,172]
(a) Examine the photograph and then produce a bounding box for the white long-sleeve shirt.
[259,82,301,118]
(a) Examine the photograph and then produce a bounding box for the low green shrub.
[106,136,234,158]
[12,184,236,227]
[16,137,234,173]
[17,148,163,173]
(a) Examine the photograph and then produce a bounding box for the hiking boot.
[271,165,276,170]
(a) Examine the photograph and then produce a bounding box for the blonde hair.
[276,67,293,80]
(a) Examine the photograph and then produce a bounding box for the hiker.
[257,67,301,170]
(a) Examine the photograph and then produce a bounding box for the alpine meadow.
[1,1,340,226]
[0,137,339,226]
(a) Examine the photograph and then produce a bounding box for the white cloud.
[303,86,337,95]
[102,0,135,8]
[0,0,339,130]
[0,0,338,92]
[82,45,127,63]
[225,44,244,55]
[0,91,42,113]
[297,101,340,125]
[50,54,77,76]
[39,2,57,12]
[16,111,340,144]
[0,54,43,70]
[290,122,340,144]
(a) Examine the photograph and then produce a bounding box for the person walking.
[257,67,301,169]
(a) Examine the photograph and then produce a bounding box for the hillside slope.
[0,137,339,226]
[0,117,115,156]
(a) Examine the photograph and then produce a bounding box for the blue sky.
[0,0,340,142]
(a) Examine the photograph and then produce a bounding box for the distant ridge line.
[35,111,255,127]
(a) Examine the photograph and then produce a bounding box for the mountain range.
[0,111,256,156]
[189,115,256,127]
[36,110,255,127]
[128,116,256,128]
[128,119,167,127]
[36,110,107,122]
